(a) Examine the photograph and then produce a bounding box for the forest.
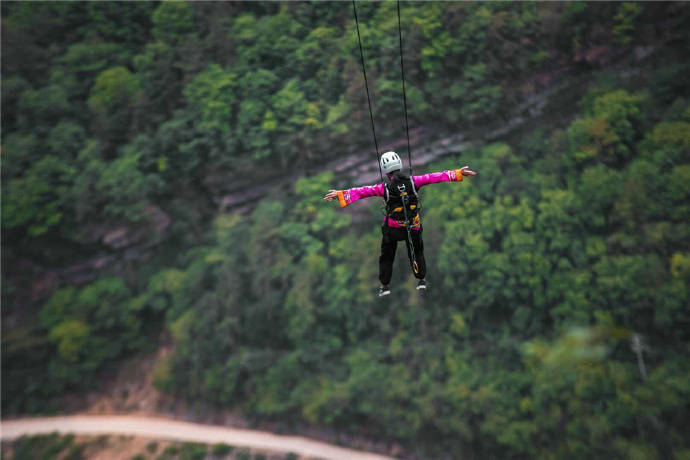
[2,2,690,459]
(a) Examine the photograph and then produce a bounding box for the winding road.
[1,415,395,460]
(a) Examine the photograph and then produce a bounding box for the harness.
[384,176,420,228]
[384,176,421,273]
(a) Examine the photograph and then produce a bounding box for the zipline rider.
[324,151,477,297]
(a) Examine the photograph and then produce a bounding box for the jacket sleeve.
[412,169,464,188]
[336,183,385,208]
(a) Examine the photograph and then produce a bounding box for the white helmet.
[380,151,402,174]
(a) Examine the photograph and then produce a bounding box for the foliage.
[235,449,251,460]
[154,93,689,458]
[3,155,76,236]
[178,442,206,460]
[9,434,78,460]
[613,3,642,45]
[211,443,233,455]
[2,2,690,459]
[31,278,151,392]
[147,441,159,453]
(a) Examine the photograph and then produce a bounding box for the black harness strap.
[399,186,419,274]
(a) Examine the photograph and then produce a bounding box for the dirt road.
[1,415,395,460]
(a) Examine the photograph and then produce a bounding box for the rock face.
[102,205,171,250]
[102,227,131,249]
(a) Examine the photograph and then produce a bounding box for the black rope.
[352,0,384,183]
[401,191,419,274]
[397,0,412,176]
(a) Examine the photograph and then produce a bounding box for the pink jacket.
[337,169,466,229]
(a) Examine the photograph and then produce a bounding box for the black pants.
[379,225,426,285]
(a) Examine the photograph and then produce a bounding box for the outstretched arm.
[323,183,384,208]
[413,165,477,188]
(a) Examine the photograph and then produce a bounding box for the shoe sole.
[416,286,427,290]
[378,291,391,297]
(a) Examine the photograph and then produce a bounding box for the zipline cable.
[352,0,384,182]
[397,0,413,176]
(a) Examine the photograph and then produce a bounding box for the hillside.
[2,2,690,459]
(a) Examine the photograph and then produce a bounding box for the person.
[324,151,477,297]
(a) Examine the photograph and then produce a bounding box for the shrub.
[179,442,206,460]
[11,433,75,460]
[211,443,233,455]
[235,449,251,460]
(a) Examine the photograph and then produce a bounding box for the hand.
[323,189,339,201]
[460,165,477,177]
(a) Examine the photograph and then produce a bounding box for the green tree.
[17,85,71,130]
[152,1,197,45]
[613,3,642,45]
[40,278,147,388]
[51,42,131,104]
[88,67,142,150]
[49,319,90,362]
[3,156,76,236]
[567,90,645,168]
[134,1,202,125]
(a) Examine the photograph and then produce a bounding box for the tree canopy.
[2,2,689,459]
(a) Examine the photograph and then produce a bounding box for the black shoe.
[416,279,427,291]
[378,285,391,297]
